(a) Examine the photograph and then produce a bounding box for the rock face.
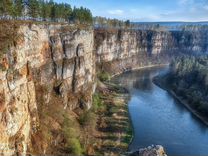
[94,28,208,75]
[94,29,174,75]
[130,145,167,156]
[0,24,95,155]
[0,24,208,155]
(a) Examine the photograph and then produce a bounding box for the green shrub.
[68,138,83,156]
[62,116,84,155]
[98,71,110,82]
[79,111,96,128]
[92,93,102,111]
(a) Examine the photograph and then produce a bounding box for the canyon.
[0,22,208,155]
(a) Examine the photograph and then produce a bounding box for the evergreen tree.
[125,20,130,28]
[14,0,24,17]
[50,3,56,21]
[0,0,13,17]
[28,0,40,18]
[0,0,93,24]
[39,0,51,20]
[0,0,4,16]
[63,3,72,21]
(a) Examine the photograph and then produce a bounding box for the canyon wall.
[0,24,95,155]
[94,28,208,75]
[0,23,208,155]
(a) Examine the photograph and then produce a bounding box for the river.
[112,66,208,156]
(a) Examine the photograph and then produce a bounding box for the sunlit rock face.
[0,24,207,155]
[94,29,176,75]
[129,145,167,156]
[0,24,95,155]
[94,28,208,75]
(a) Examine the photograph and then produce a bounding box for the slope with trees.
[0,0,93,24]
[155,55,208,123]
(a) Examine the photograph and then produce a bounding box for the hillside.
[155,55,208,124]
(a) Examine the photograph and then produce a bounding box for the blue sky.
[55,0,208,22]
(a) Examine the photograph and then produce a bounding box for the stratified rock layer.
[1,24,208,155]
[0,24,95,155]
[94,28,208,75]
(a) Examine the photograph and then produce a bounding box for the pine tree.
[28,0,40,18]
[50,3,56,21]
[14,0,24,17]
[0,0,4,16]
[63,3,72,21]
[0,0,13,17]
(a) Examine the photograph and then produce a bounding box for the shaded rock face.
[171,28,208,54]
[94,28,208,75]
[0,24,95,155]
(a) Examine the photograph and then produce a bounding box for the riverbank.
[153,76,208,126]
[111,64,169,78]
[92,80,133,155]
[94,64,172,155]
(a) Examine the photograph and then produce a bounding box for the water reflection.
[112,66,208,156]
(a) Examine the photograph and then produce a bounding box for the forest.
[165,55,208,117]
[0,0,93,24]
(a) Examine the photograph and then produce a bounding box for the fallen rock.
[129,145,167,156]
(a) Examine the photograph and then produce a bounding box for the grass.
[93,81,132,155]
[79,110,96,127]
[92,93,106,112]
[0,20,20,60]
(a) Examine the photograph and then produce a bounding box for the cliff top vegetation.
[0,0,93,24]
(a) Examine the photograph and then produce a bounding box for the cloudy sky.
[56,0,208,22]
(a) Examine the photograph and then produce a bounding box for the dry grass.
[0,20,21,58]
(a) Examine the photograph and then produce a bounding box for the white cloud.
[178,0,189,5]
[203,5,208,10]
[107,9,124,16]
[102,0,208,22]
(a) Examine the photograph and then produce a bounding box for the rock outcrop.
[130,145,167,156]
[94,28,208,75]
[1,23,208,155]
[0,24,95,155]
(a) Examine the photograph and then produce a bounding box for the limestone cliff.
[0,23,208,155]
[94,28,208,75]
[0,23,95,155]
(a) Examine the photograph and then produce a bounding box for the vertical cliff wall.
[171,28,208,53]
[94,29,176,75]
[0,24,95,155]
[94,28,208,75]
[0,24,208,155]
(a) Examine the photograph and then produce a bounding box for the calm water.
[112,66,208,156]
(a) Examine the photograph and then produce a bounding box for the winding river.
[112,66,208,156]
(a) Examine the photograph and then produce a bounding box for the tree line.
[0,0,93,24]
[93,16,133,29]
